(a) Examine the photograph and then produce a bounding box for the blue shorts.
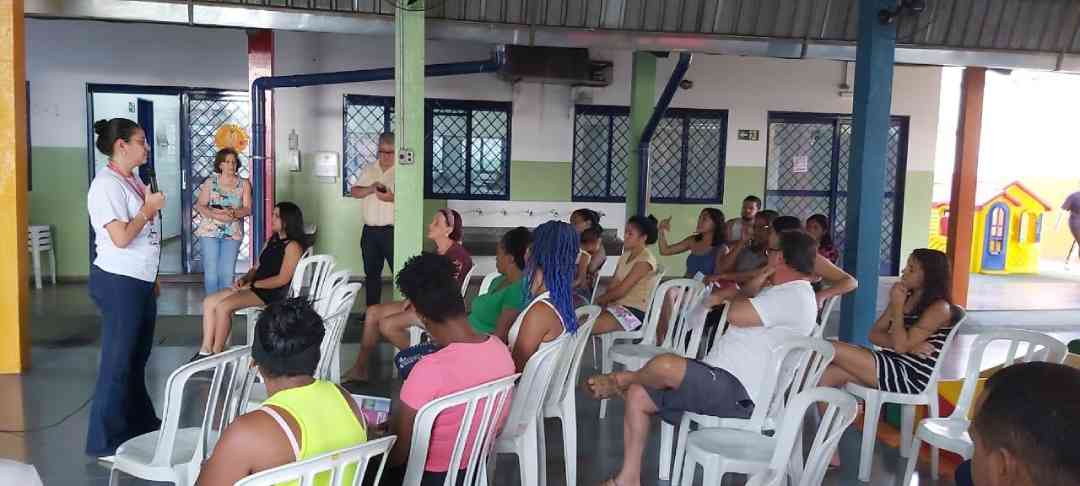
[645,359,755,424]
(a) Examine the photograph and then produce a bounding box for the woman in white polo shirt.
[85,118,166,459]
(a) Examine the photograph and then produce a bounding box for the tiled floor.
[6,282,1080,485]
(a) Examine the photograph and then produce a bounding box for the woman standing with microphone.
[85,118,167,460]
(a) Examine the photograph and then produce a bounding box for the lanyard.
[107,162,146,202]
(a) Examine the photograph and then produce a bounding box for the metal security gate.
[765,112,908,275]
[182,90,251,273]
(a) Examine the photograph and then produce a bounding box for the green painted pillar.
[627,52,656,215]
[393,0,425,298]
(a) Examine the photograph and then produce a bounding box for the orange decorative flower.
[214,124,250,152]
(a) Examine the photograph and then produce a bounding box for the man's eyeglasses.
[378,150,395,155]
[765,246,782,255]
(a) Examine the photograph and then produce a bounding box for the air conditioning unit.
[497,46,613,87]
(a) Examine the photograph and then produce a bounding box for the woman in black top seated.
[195,202,308,360]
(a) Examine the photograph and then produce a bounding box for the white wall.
[26,18,248,149]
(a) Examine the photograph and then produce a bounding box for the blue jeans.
[200,237,241,294]
[86,266,160,456]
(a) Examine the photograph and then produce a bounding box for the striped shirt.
[872,312,953,394]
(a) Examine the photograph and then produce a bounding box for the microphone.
[142,165,160,193]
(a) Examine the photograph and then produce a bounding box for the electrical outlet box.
[399,148,415,165]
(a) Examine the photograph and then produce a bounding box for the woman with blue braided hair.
[508,220,580,372]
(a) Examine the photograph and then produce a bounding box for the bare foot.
[586,372,630,399]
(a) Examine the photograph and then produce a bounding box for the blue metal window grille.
[652,108,727,203]
[342,95,394,196]
[184,90,252,269]
[573,105,727,203]
[764,112,909,276]
[425,99,511,200]
[573,105,631,201]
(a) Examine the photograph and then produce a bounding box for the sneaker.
[188,351,210,364]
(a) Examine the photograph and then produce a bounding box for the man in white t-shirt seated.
[585,230,820,486]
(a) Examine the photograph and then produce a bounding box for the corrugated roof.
[203,0,1080,55]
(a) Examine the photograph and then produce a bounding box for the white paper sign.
[792,155,809,173]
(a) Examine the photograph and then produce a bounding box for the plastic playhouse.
[928,181,1051,274]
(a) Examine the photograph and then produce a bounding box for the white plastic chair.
[491,334,569,486]
[588,272,602,304]
[816,295,841,338]
[477,271,501,296]
[315,283,363,383]
[243,254,337,345]
[402,374,521,486]
[900,328,1066,484]
[291,254,338,301]
[110,346,257,486]
[540,305,602,486]
[671,336,836,485]
[28,225,56,289]
[234,436,396,486]
[595,264,668,419]
[314,269,353,317]
[658,300,729,481]
[602,279,706,419]
[459,265,478,298]
[845,306,968,482]
[737,388,859,486]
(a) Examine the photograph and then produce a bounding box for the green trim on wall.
[649,166,765,277]
[29,147,90,278]
[510,161,571,201]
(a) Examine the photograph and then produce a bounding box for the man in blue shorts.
[586,230,821,486]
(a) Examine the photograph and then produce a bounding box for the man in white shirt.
[586,230,820,486]
[350,132,396,307]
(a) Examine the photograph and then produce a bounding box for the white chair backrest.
[459,265,478,298]
[588,272,602,304]
[477,272,501,296]
[500,334,568,440]
[636,276,691,347]
[641,264,668,322]
[924,306,968,389]
[314,283,362,381]
[545,306,602,408]
[301,246,314,260]
[27,225,52,251]
[290,254,336,301]
[234,436,396,486]
[403,374,520,486]
[315,269,352,316]
[155,346,257,467]
[746,336,836,433]
[751,387,858,486]
[949,328,1067,420]
[815,295,841,338]
[657,279,708,356]
[701,302,731,358]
